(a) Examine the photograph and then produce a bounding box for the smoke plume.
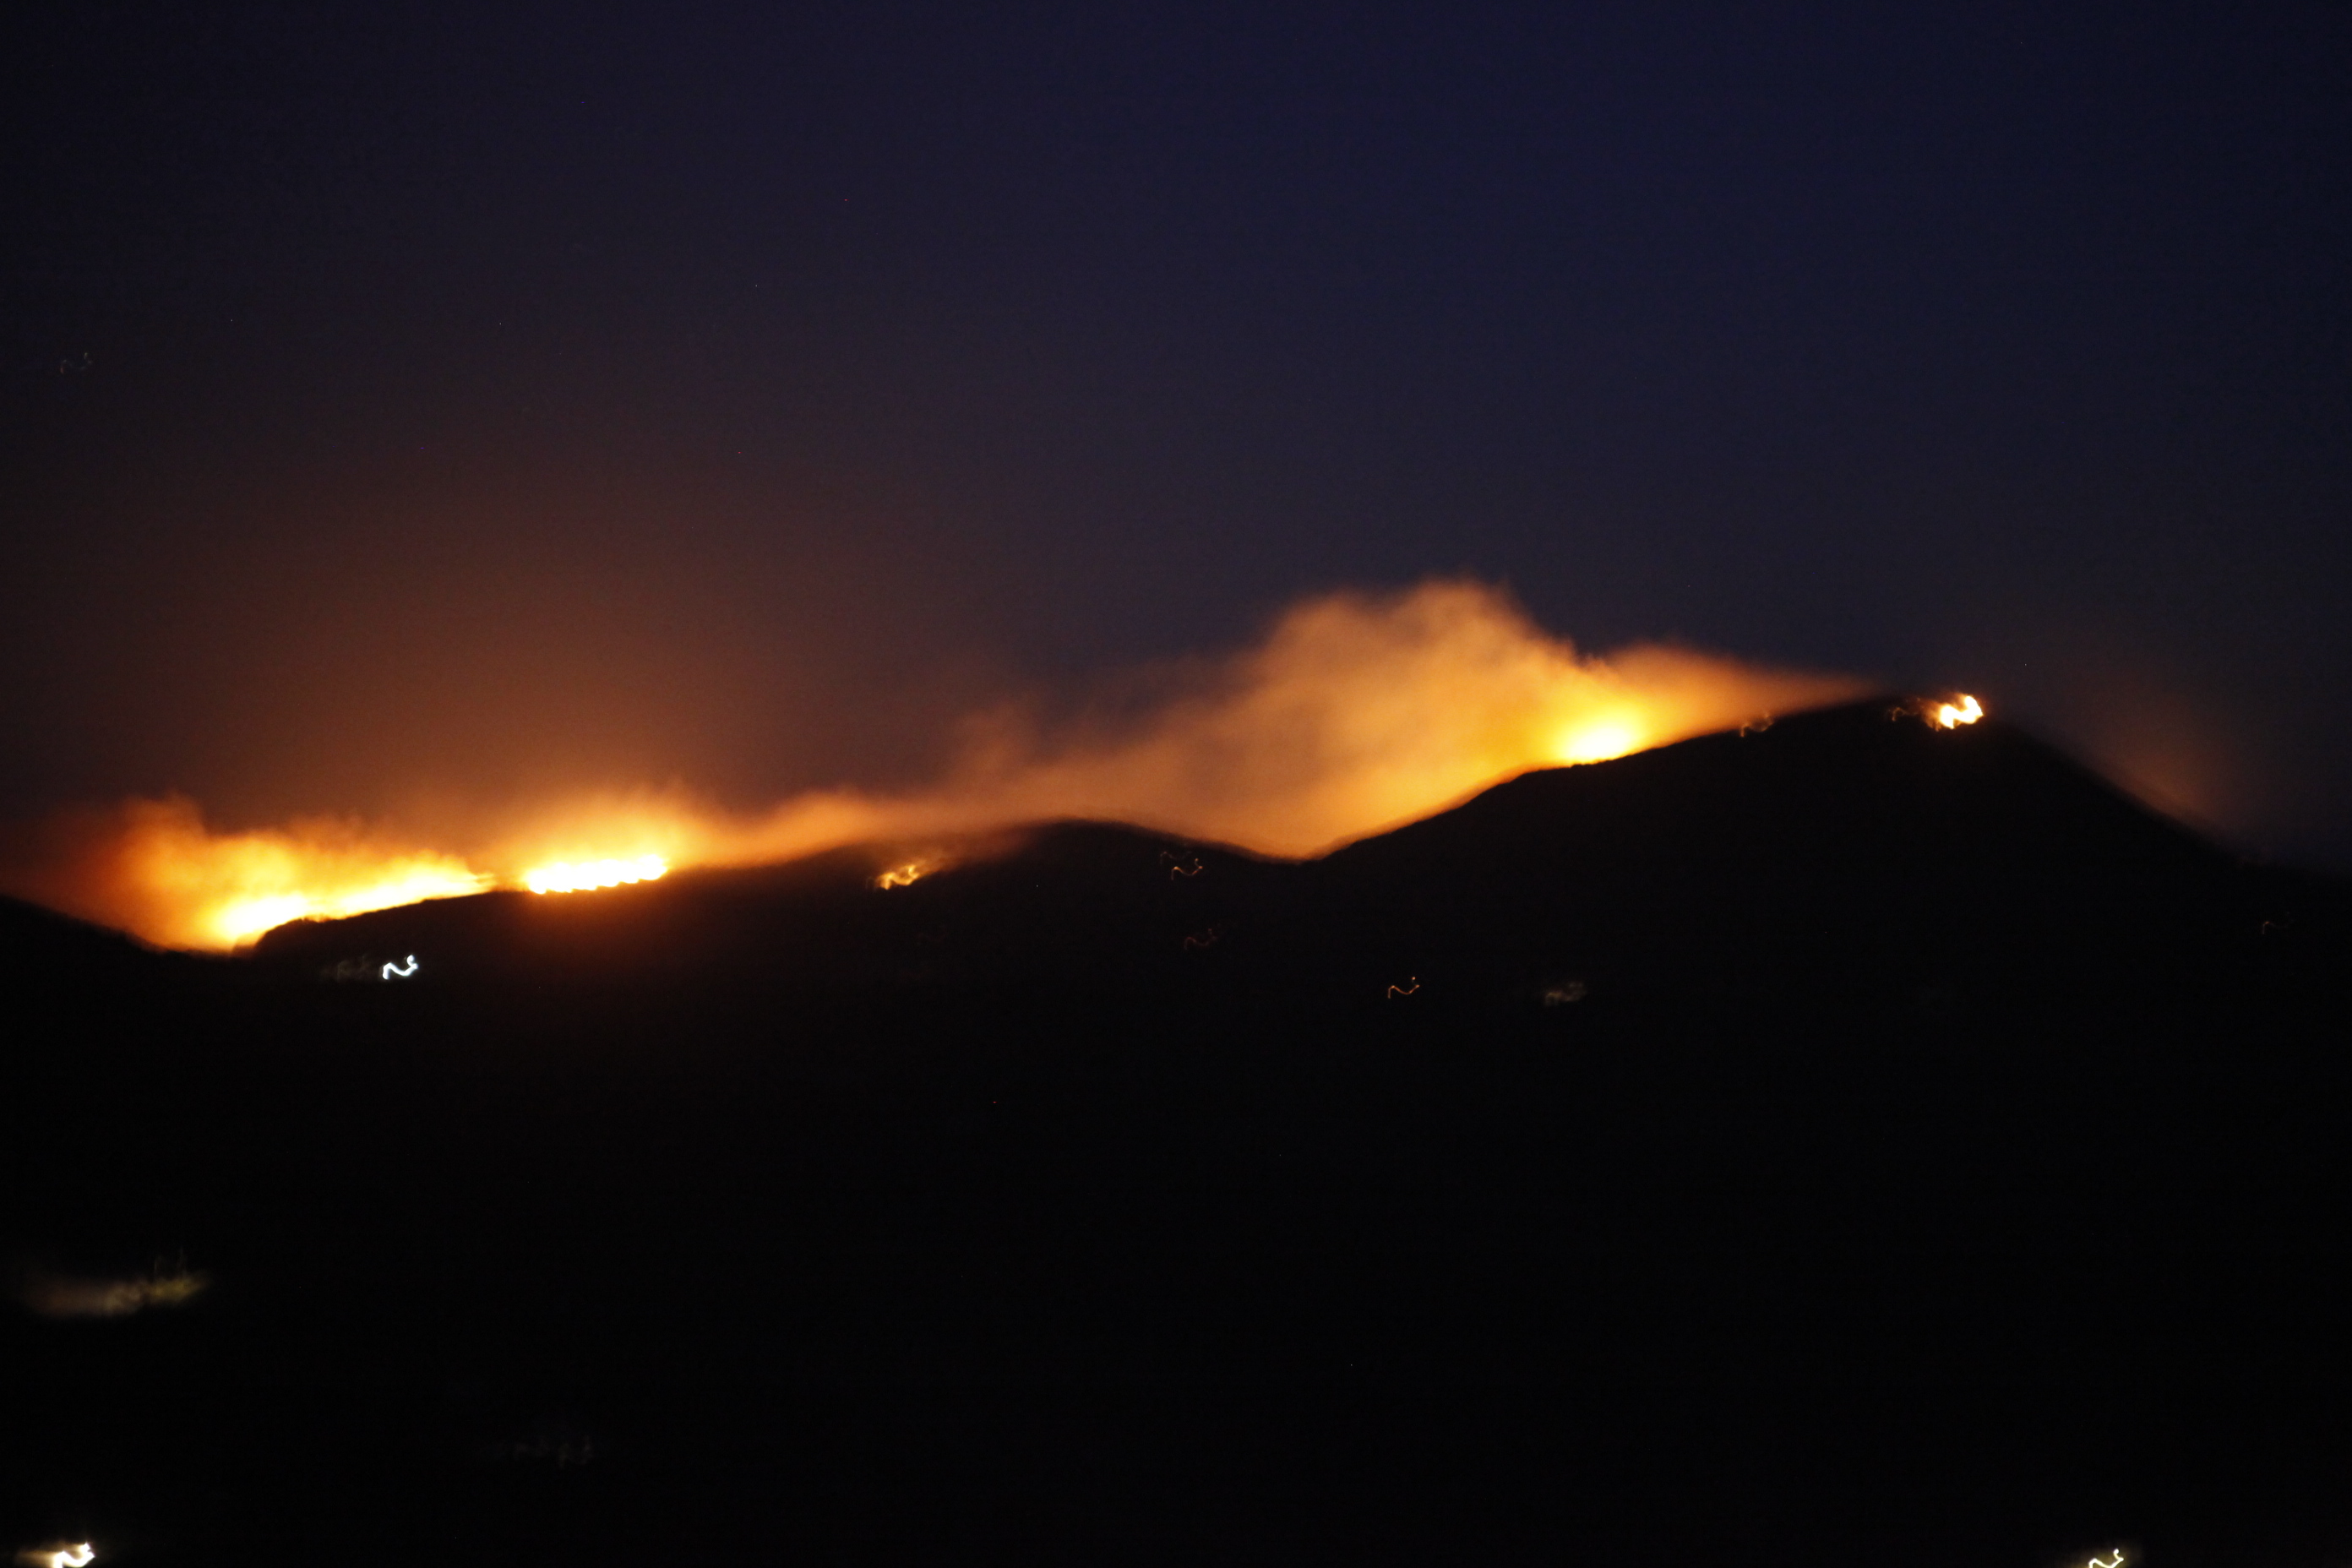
[3,580,1865,948]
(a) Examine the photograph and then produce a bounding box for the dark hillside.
[4,704,2349,1566]
[1309,700,2253,993]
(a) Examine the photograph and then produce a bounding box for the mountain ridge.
[6,697,2350,1566]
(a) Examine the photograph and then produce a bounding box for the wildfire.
[3,581,1870,950]
[1549,712,1646,765]
[0,796,489,950]
[189,863,486,946]
[1933,694,1984,729]
[523,855,668,895]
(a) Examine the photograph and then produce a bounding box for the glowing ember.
[15,1544,95,1568]
[874,861,934,890]
[523,855,668,895]
[1933,694,1984,729]
[380,954,419,980]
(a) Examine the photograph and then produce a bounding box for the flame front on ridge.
[1934,694,1984,729]
[523,855,669,895]
[4,582,1869,949]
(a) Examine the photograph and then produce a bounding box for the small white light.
[15,1544,96,1568]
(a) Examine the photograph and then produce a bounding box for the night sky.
[8,3,2351,865]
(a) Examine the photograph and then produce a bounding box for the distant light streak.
[874,861,934,890]
[2088,1554,2125,1568]
[380,955,417,980]
[1387,976,1420,998]
[15,1544,95,1568]
[523,855,667,895]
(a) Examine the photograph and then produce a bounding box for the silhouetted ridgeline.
[5,700,2349,1566]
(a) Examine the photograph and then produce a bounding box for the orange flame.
[3,580,1869,949]
[522,855,669,895]
[1,796,488,950]
[1933,694,1984,729]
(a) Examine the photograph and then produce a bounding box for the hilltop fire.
[523,855,670,895]
[0,796,491,950]
[1935,694,1985,729]
[3,581,1869,950]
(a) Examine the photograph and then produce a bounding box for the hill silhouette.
[5,700,2349,1566]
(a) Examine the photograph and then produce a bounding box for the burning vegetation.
[0,796,487,950]
[3,580,1872,950]
[1934,694,1984,729]
[522,855,670,895]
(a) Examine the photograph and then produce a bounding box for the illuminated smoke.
[2,580,1865,949]
[695,580,1865,863]
[14,1262,210,1320]
[1,797,486,950]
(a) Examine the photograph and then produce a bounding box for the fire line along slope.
[3,697,2349,1568]
[245,696,2289,1005]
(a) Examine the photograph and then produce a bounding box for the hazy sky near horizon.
[5,3,2350,863]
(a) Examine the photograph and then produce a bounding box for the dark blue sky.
[7,3,2350,860]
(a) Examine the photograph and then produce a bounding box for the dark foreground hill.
[5,700,2349,1567]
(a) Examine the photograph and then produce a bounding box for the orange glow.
[1933,694,1984,729]
[2,581,1869,949]
[523,854,668,895]
[1549,712,1646,764]
[0,796,488,950]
